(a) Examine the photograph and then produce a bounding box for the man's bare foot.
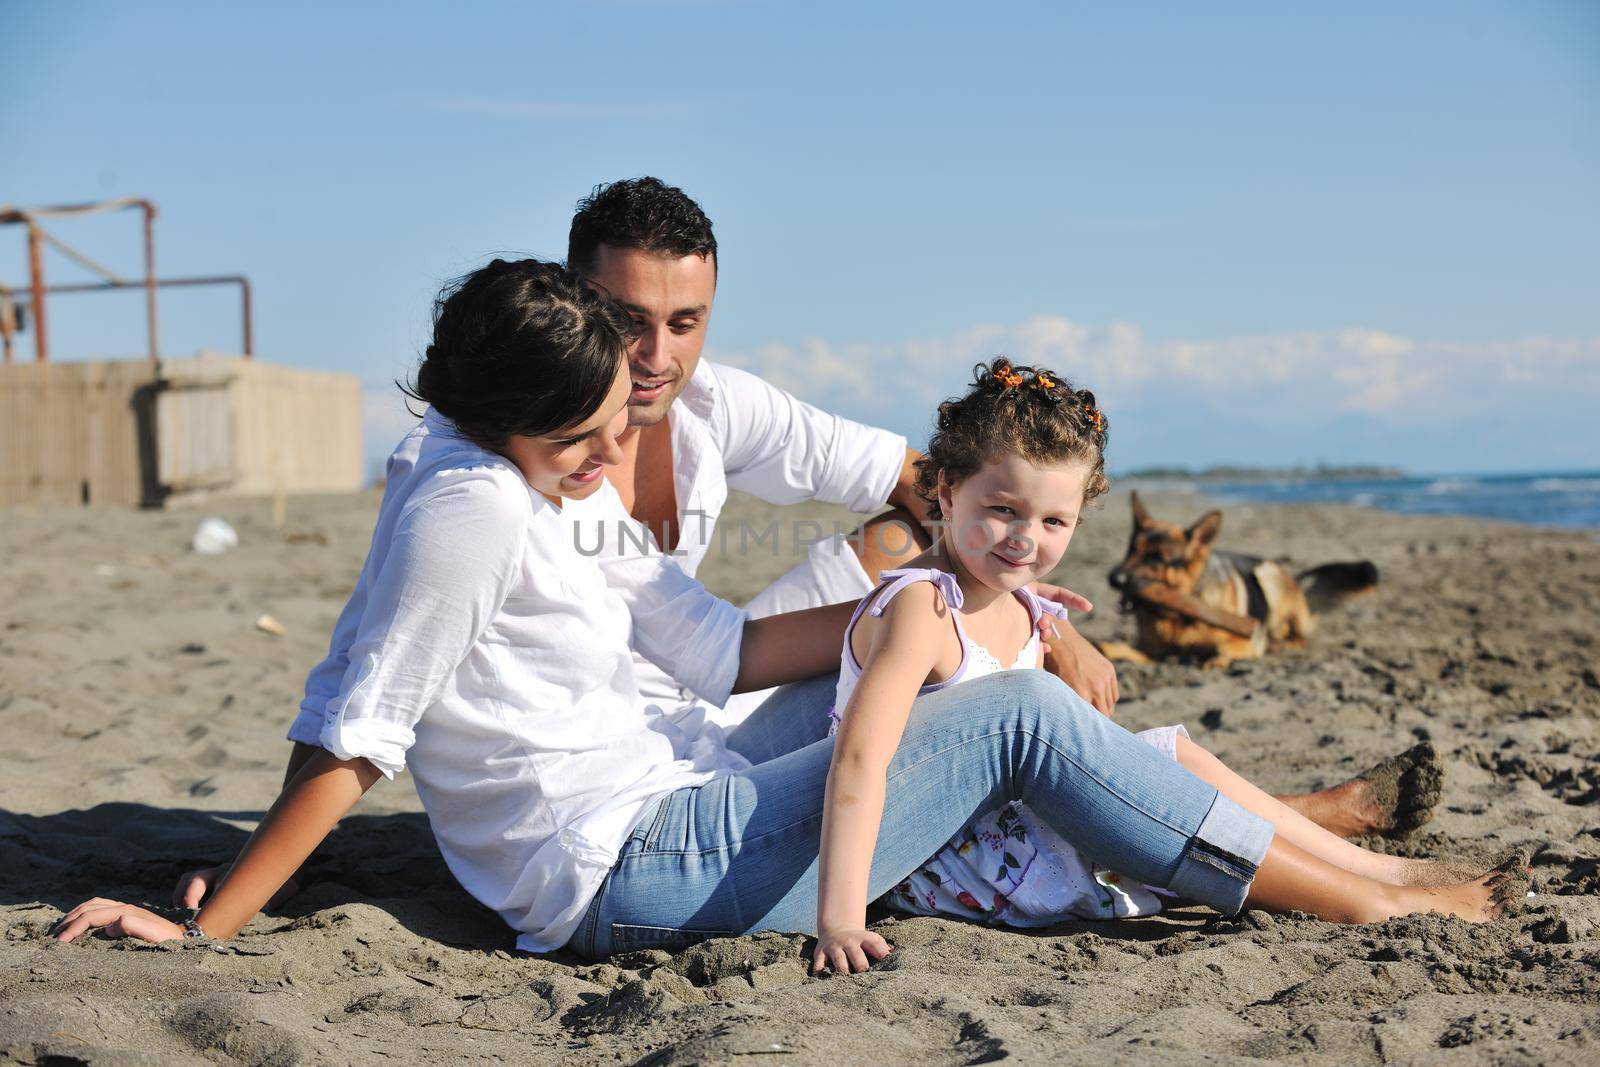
[1281,742,1443,839]
[1368,850,1531,923]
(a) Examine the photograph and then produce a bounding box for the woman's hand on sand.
[174,864,229,909]
[812,926,892,975]
[174,864,299,911]
[51,899,184,944]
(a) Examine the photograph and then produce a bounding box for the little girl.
[814,358,1527,974]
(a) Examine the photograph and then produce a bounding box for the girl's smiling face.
[497,362,631,502]
[938,452,1090,593]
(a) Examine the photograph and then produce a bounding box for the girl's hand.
[52,898,185,944]
[812,926,892,975]
[174,864,300,911]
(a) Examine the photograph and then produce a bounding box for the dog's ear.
[1130,491,1151,527]
[1186,510,1223,550]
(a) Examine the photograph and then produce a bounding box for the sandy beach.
[2,488,1597,1065]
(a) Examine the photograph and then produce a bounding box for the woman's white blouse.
[287,411,750,952]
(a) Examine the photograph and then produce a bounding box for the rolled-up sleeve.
[315,472,527,778]
[290,592,367,747]
[287,699,330,748]
[712,362,907,513]
[597,537,748,708]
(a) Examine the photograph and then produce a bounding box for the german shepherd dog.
[1099,492,1379,669]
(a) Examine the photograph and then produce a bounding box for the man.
[564,177,1119,724]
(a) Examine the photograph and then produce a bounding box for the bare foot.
[1379,847,1521,887]
[1369,850,1531,923]
[1286,742,1443,839]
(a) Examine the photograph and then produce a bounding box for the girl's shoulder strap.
[1013,584,1071,628]
[843,566,966,679]
[866,567,965,618]
[850,567,972,688]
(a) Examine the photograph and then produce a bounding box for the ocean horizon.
[1120,469,1600,531]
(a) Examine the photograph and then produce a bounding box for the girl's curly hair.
[914,357,1110,521]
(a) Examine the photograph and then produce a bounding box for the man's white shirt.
[566,359,907,721]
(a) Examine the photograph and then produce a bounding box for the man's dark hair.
[567,177,718,277]
[400,258,630,448]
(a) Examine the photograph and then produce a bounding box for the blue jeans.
[567,671,1273,958]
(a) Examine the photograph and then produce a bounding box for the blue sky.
[5,0,1597,476]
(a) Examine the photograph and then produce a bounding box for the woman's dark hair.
[400,258,630,448]
[915,358,1111,521]
[567,176,718,276]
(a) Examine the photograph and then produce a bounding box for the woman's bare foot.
[1279,742,1443,839]
[1365,850,1531,923]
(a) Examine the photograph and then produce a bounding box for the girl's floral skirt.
[882,725,1188,924]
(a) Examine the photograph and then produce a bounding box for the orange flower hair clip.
[994,367,1024,389]
[1087,407,1106,432]
[1034,372,1066,405]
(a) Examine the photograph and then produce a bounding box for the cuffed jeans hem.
[1165,791,1274,916]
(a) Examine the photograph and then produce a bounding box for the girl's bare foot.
[1377,846,1522,887]
[1367,850,1531,923]
[1281,742,1443,839]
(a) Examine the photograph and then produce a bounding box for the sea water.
[1194,471,1600,530]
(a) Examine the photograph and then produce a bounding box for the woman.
[52,259,1514,959]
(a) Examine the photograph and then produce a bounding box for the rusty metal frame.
[0,197,217,365]
[5,275,254,361]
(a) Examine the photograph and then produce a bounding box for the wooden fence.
[0,353,362,507]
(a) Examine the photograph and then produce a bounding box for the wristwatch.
[180,916,207,940]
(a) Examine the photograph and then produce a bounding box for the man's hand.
[1030,580,1093,615]
[52,899,185,944]
[1042,619,1119,717]
[174,864,301,912]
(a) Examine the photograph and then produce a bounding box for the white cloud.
[1329,330,1433,413]
[355,322,1598,477]
[706,318,1600,432]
